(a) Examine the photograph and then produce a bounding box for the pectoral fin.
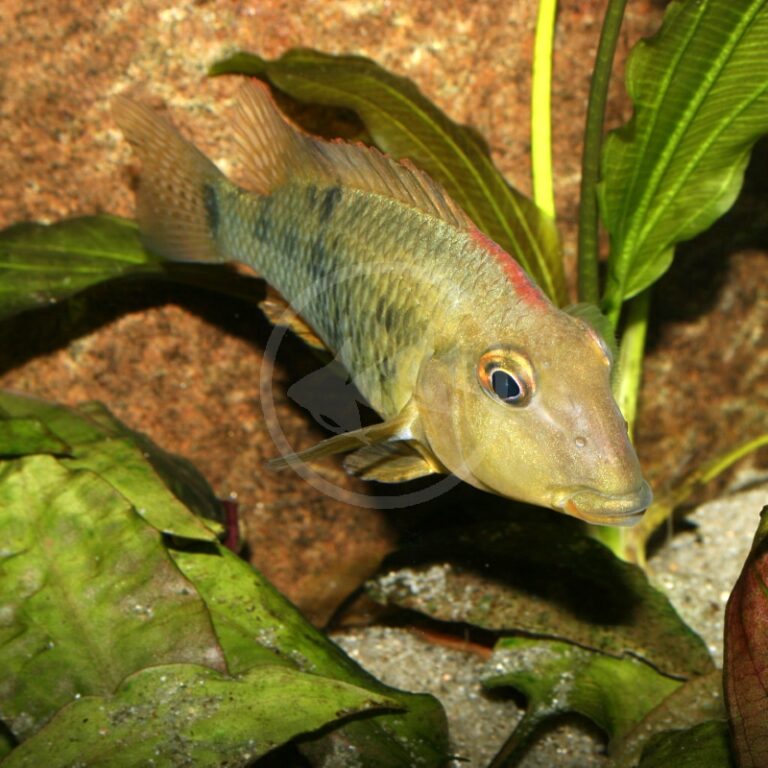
[268,401,421,472]
[259,286,330,352]
[343,442,443,482]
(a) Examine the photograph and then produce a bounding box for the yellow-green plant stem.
[577,0,630,305]
[531,0,558,221]
[587,290,650,559]
[629,433,768,568]
[613,289,650,439]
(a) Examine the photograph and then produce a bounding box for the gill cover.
[413,314,651,525]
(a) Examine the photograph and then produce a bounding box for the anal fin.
[268,402,422,474]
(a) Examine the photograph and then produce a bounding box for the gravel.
[332,483,768,767]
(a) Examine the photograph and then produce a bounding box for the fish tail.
[113,96,227,263]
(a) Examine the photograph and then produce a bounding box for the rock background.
[2,0,767,764]
[0,0,668,618]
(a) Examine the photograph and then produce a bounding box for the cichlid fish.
[114,83,652,526]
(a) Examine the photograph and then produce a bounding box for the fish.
[113,82,652,526]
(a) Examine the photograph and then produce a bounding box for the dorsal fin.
[233,82,474,229]
[565,303,619,361]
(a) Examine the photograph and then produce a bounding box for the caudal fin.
[113,96,226,263]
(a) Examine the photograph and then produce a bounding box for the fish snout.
[553,480,653,526]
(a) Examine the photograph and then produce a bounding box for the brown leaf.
[724,504,768,767]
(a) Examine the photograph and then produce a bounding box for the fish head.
[414,308,652,525]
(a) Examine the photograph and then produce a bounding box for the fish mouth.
[552,480,653,526]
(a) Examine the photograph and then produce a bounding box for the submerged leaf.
[0,419,70,456]
[610,671,725,768]
[0,393,448,765]
[2,664,393,768]
[0,392,221,540]
[724,504,768,768]
[600,0,768,317]
[0,744,11,762]
[210,49,567,305]
[0,216,163,319]
[0,725,15,759]
[483,636,680,763]
[171,544,450,767]
[636,720,733,768]
[0,457,225,741]
[368,512,713,678]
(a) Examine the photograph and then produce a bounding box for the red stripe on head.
[469,228,548,309]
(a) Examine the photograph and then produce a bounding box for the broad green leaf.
[610,671,725,768]
[0,419,69,456]
[0,725,14,760]
[210,49,567,305]
[637,720,734,768]
[2,664,394,768]
[170,545,359,676]
[171,544,450,767]
[724,504,768,768]
[0,457,225,740]
[0,394,447,765]
[368,511,713,678]
[0,215,163,320]
[75,401,226,526]
[599,0,768,318]
[0,392,220,540]
[65,440,223,538]
[482,636,680,763]
[0,392,105,445]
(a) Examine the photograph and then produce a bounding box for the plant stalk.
[630,432,768,568]
[531,0,558,221]
[577,0,630,305]
[614,289,650,439]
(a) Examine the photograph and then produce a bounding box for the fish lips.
[553,480,653,526]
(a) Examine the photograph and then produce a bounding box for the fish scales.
[114,83,653,524]
[215,178,509,416]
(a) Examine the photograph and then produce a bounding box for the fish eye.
[477,349,533,406]
[490,368,523,402]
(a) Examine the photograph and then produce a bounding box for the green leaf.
[0,456,226,741]
[0,392,105,445]
[0,392,221,540]
[77,400,226,526]
[0,419,70,456]
[724,504,768,768]
[170,544,358,676]
[210,49,567,305]
[2,664,394,768]
[636,720,734,768]
[171,544,451,767]
[610,671,725,768]
[0,725,15,760]
[367,512,713,678]
[0,216,164,320]
[0,394,448,765]
[599,0,768,318]
[482,636,680,763]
